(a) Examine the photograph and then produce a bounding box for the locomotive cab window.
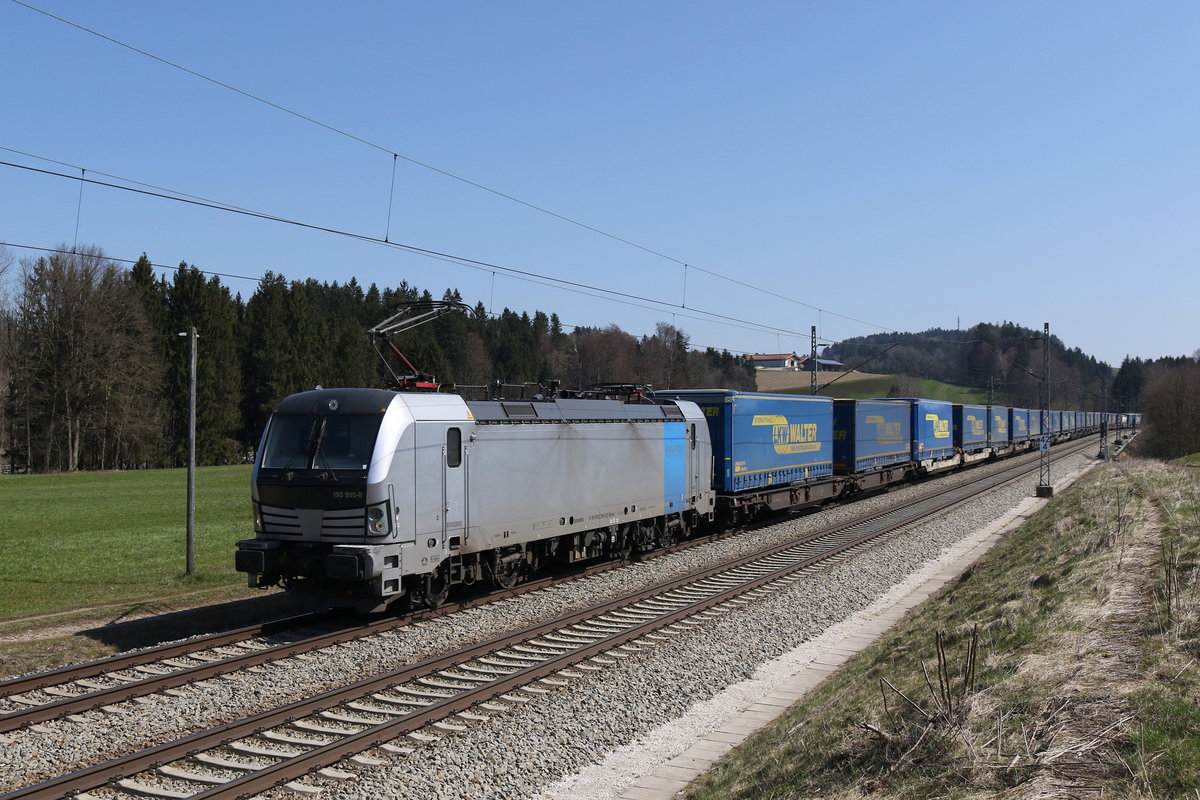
[260,414,382,472]
[447,427,462,468]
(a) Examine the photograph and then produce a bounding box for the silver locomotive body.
[236,388,715,612]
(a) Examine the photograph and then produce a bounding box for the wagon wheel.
[417,562,451,608]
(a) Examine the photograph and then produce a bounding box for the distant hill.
[823,322,1112,409]
[755,369,991,403]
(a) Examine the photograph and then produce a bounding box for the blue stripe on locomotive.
[833,399,912,473]
[663,420,686,510]
[654,390,832,492]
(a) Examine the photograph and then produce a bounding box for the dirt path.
[1005,487,1158,797]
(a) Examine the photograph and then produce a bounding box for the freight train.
[235,388,1137,612]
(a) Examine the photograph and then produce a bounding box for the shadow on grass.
[78,592,307,651]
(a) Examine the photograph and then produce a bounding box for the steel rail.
[0,520,750,734]
[0,613,314,696]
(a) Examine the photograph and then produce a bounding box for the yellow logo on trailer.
[864,414,904,444]
[751,415,822,455]
[926,413,950,439]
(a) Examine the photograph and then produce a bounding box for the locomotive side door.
[688,422,700,498]
[415,424,468,549]
[442,425,467,548]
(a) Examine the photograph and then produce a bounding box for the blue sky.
[2,1,1196,366]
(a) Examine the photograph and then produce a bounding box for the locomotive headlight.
[366,501,391,536]
[253,501,263,533]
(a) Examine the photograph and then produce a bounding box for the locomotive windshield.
[260,414,383,472]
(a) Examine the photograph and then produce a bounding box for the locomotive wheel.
[609,526,633,560]
[417,563,450,608]
[657,520,678,548]
[492,551,525,589]
[633,522,658,553]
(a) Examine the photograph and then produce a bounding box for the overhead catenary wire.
[0,160,822,342]
[9,0,892,335]
[0,145,262,215]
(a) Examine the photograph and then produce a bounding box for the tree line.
[828,323,1200,461]
[0,246,756,473]
[829,322,1120,410]
[1111,353,1200,460]
[3,246,1195,472]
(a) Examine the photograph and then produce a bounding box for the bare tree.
[571,326,638,390]
[7,246,163,471]
[889,374,920,397]
[638,322,690,390]
[1138,362,1200,460]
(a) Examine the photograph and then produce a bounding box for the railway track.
[0,519,761,735]
[2,436,1097,800]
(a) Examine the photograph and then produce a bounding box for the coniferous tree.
[164,262,244,464]
[242,272,296,437]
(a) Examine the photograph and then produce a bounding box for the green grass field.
[906,377,993,404]
[687,462,1200,798]
[771,373,993,403]
[0,465,254,620]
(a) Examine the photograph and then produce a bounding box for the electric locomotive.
[235,388,715,612]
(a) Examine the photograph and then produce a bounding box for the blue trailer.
[988,406,1011,448]
[901,398,955,462]
[833,399,912,473]
[1027,409,1042,439]
[654,390,834,492]
[954,404,989,454]
[1010,408,1031,443]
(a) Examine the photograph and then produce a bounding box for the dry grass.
[687,458,1200,800]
